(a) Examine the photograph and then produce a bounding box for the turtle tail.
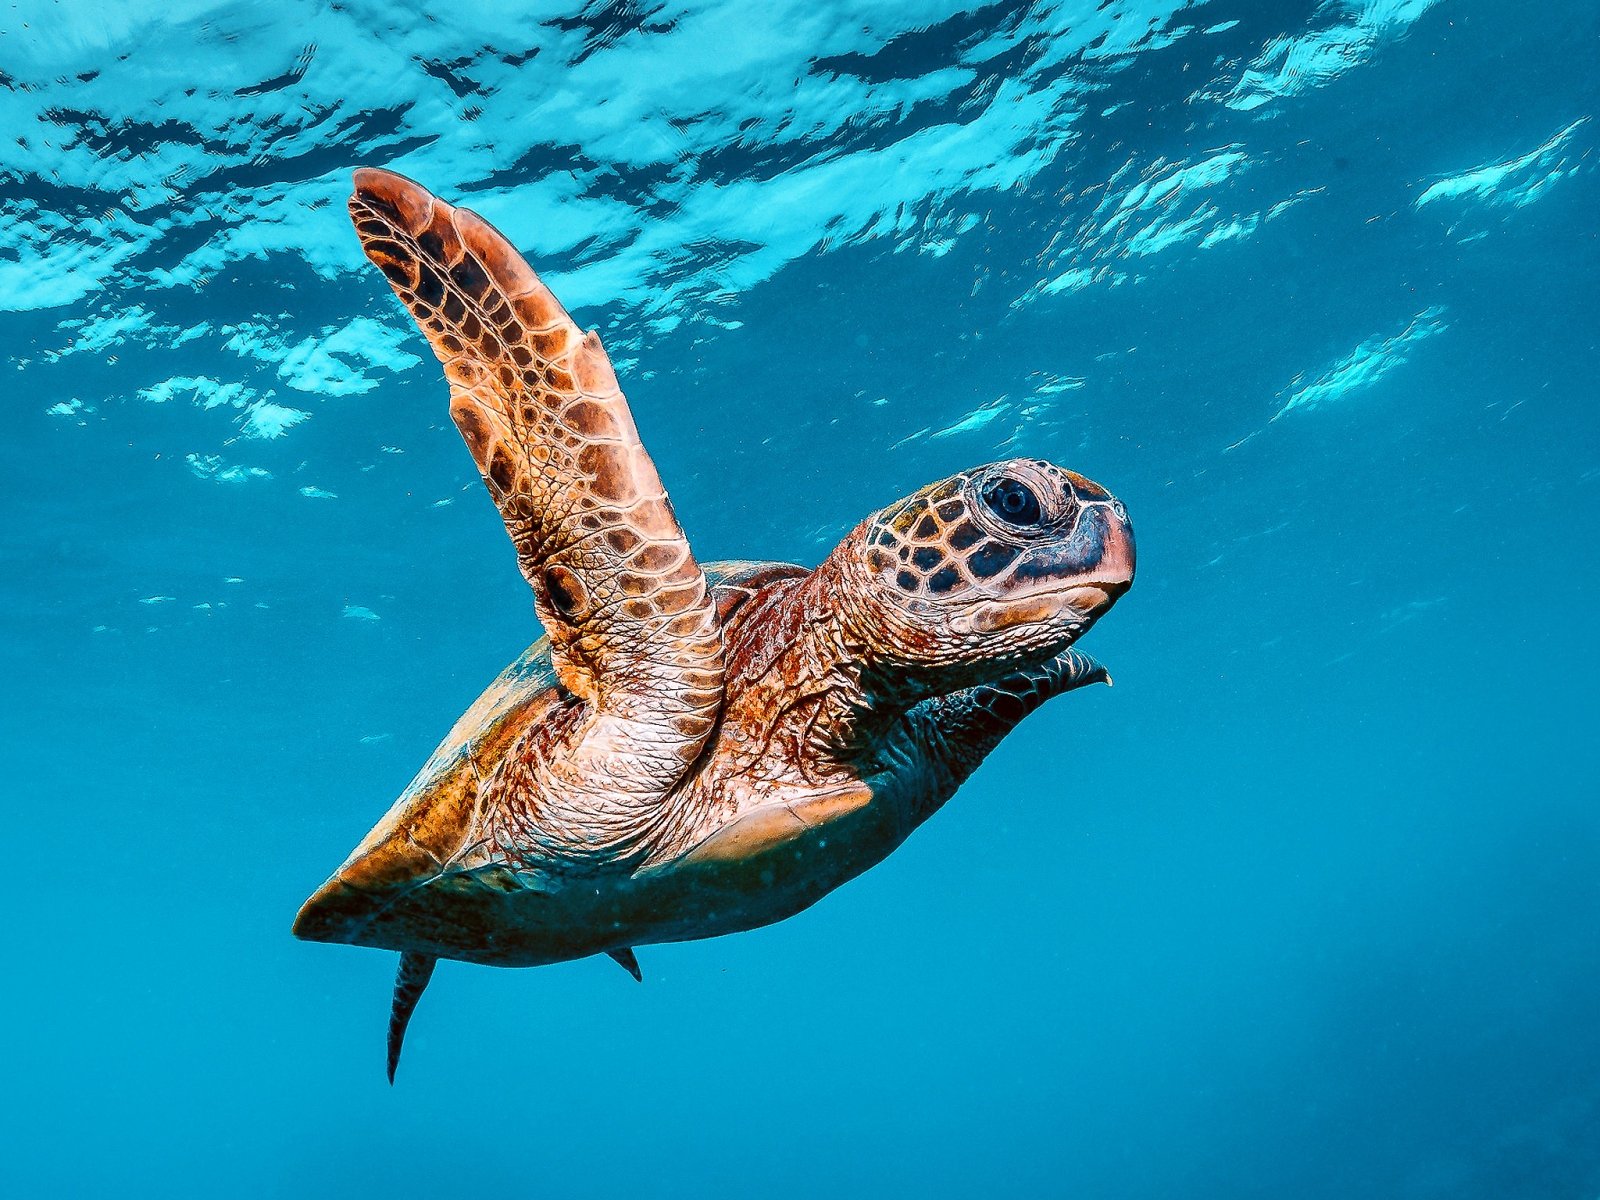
[387,951,438,1084]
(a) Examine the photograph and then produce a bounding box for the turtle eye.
[981,477,1042,526]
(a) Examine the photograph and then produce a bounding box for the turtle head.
[839,458,1135,683]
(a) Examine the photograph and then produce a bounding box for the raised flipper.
[606,947,643,982]
[387,951,437,1084]
[348,169,724,856]
[913,649,1110,800]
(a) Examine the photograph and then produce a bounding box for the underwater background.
[3,0,1597,1195]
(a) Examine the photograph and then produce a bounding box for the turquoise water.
[4,1,1598,1194]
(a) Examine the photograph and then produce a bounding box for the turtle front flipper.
[347,169,724,857]
[912,649,1111,796]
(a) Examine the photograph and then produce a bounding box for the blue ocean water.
[3,0,1598,1194]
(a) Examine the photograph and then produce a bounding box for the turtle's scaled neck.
[716,532,931,785]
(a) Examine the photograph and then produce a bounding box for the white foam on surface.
[1225,0,1444,111]
[1276,307,1449,418]
[1416,119,1591,211]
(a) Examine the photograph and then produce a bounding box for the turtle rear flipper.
[387,951,437,1084]
[348,169,724,852]
[606,947,643,982]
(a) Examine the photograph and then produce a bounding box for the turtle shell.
[314,560,807,893]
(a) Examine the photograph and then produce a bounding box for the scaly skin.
[293,169,1136,1079]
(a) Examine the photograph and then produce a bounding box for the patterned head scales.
[848,458,1135,669]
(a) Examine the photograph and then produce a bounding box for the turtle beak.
[1056,579,1126,621]
[1077,523,1135,616]
[1036,478,1134,622]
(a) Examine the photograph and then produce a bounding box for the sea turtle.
[294,168,1136,1080]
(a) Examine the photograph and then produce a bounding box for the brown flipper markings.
[348,168,724,858]
[387,951,438,1084]
[606,947,643,982]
